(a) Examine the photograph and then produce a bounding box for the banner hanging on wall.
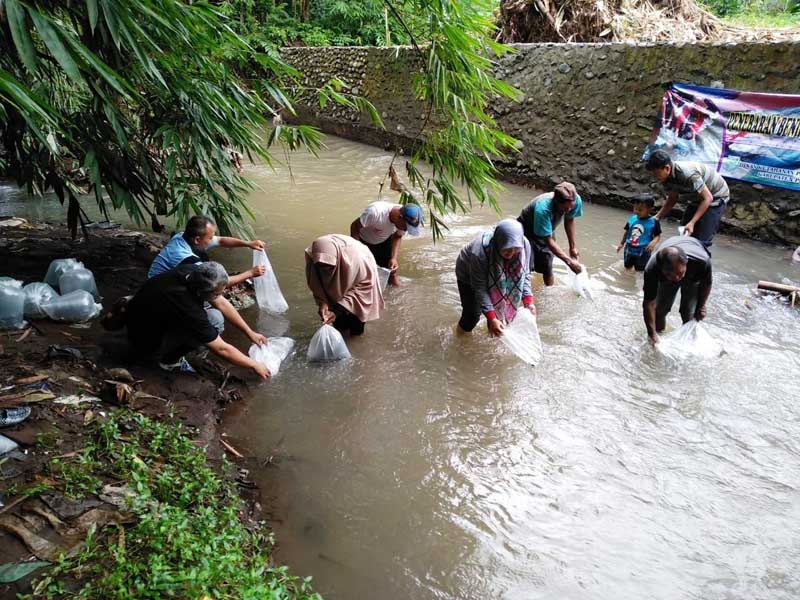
[643,82,800,192]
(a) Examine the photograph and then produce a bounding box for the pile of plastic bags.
[657,320,724,360]
[248,337,295,376]
[1,259,103,328]
[253,249,289,313]
[0,278,25,330]
[499,309,543,366]
[307,324,351,362]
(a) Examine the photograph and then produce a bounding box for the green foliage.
[2,0,519,239]
[399,0,521,238]
[29,411,322,600]
[0,0,322,235]
[701,0,800,20]
[48,449,103,499]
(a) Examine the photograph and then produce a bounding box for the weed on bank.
[26,411,321,600]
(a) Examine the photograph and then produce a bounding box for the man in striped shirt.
[646,149,729,247]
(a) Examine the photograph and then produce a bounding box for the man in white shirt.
[350,201,421,286]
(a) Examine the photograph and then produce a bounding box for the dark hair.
[633,193,655,208]
[657,245,688,274]
[183,216,215,241]
[645,149,672,171]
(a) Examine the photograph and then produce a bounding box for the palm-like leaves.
[0,0,319,235]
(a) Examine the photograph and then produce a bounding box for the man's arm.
[564,217,580,260]
[643,298,658,344]
[617,227,629,252]
[654,190,678,221]
[209,296,266,346]
[683,186,713,237]
[206,336,269,379]
[227,267,265,287]
[388,232,403,272]
[350,219,363,240]
[546,235,581,274]
[216,236,265,250]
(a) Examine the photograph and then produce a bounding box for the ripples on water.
[218,139,800,600]
[6,138,797,599]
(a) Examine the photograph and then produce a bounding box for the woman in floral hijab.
[454,219,535,337]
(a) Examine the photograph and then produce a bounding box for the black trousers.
[682,201,726,248]
[362,236,393,269]
[655,279,700,332]
[332,303,365,336]
[457,279,481,332]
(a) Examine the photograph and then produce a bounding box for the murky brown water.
[5,137,800,600]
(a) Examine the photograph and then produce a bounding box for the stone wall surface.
[282,43,800,245]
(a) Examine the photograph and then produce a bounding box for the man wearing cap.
[516,182,584,287]
[350,200,422,287]
[646,149,729,247]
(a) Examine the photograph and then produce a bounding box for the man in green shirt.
[646,149,729,247]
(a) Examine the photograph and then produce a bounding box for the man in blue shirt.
[516,181,584,286]
[148,216,268,349]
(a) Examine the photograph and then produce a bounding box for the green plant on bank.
[48,448,103,500]
[28,410,322,600]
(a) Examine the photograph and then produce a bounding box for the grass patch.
[723,10,800,27]
[28,411,322,600]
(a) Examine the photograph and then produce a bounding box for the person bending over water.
[148,215,268,349]
[305,234,385,336]
[126,262,269,379]
[646,149,729,248]
[642,236,713,345]
[350,200,422,286]
[455,219,535,337]
[517,181,584,286]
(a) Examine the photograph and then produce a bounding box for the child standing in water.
[617,194,662,271]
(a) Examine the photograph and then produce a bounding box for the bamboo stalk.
[757,280,800,295]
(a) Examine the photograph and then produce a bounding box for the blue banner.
[643,83,800,192]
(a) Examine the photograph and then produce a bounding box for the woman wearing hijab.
[455,219,535,337]
[305,234,385,336]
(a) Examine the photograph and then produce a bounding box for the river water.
[4,137,800,599]
[217,138,800,600]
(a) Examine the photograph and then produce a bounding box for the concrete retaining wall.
[282,43,800,244]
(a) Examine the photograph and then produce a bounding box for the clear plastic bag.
[0,283,26,330]
[0,434,19,456]
[23,282,58,319]
[657,320,723,360]
[377,267,391,292]
[42,290,102,323]
[567,265,594,301]
[307,324,351,362]
[59,268,99,299]
[248,337,295,376]
[253,249,289,313]
[499,308,543,366]
[0,277,22,288]
[44,258,84,289]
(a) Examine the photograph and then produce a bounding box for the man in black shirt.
[127,262,269,379]
[642,237,713,345]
